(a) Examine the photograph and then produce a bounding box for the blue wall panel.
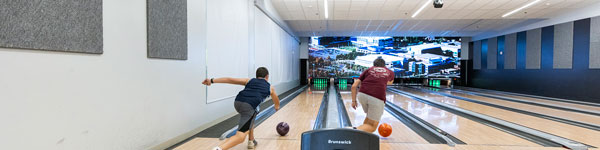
[488,37,498,69]
[498,36,505,69]
[573,19,591,69]
[482,39,488,70]
[541,26,554,69]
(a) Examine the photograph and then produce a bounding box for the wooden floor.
[398,86,600,147]
[252,90,323,140]
[173,86,600,150]
[174,137,572,150]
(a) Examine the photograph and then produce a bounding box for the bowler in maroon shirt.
[351,57,394,133]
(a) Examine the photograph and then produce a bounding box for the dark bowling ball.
[276,122,289,136]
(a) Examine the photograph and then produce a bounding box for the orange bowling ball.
[378,123,392,137]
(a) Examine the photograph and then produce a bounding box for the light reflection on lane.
[386,93,459,134]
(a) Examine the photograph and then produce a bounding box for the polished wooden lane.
[457,88,600,112]
[340,93,429,144]
[382,143,570,150]
[253,90,323,140]
[175,138,575,150]
[173,90,321,150]
[397,86,600,147]
[174,138,299,150]
[423,87,600,125]
[385,91,539,146]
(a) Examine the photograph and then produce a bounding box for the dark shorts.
[234,101,257,132]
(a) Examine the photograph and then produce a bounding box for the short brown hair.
[373,58,386,67]
[256,67,269,78]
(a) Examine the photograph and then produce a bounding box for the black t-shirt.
[235,78,271,109]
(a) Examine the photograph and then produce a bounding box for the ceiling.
[270,0,600,37]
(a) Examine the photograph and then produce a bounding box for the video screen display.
[308,36,461,78]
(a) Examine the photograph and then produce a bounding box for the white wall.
[254,7,300,94]
[473,2,600,41]
[0,0,299,150]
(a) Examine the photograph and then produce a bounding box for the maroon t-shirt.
[358,67,394,102]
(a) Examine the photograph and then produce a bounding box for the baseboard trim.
[148,112,238,150]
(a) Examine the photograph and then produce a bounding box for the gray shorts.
[358,92,385,122]
[234,101,257,132]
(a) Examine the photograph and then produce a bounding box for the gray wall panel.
[526,29,542,69]
[554,22,574,69]
[591,16,600,69]
[474,41,482,70]
[505,33,517,69]
[0,0,103,53]
[147,0,188,60]
[461,37,471,60]
[487,37,497,69]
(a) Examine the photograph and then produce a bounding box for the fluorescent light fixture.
[324,0,329,19]
[412,0,432,18]
[502,0,541,17]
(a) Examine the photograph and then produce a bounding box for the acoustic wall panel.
[474,41,482,70]
[526,29,542,69]
[591,16,600,69]
[517,32,527,69]
[0,0,103,53]
[487,37,498,69]
[147,0,188,60]
[505,33,517,69]
[554,22,573,69]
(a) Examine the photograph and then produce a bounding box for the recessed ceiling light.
[412,0,432,18]
[502,0,541,17]
[324,0,329,19]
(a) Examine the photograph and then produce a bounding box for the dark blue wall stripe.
[497,36,505,69]
[517,31,527,69]
[573,18,591,69]
[482,39,488,69]
[541,26,554,69]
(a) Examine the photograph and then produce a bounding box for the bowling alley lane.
[396,86,600,147]
[457,88,600,112]
[418,87,600,125]
[384,91,539,146]
[339,93,429,144]
[173,138,300,150]
[252,89,324,140]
